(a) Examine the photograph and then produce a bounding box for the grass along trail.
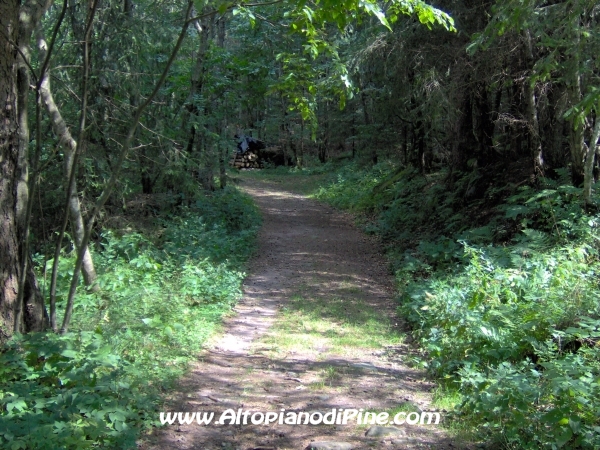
[145,176,465,450]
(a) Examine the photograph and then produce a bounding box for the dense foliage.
[313,162,600,448]
[0,188,260,449]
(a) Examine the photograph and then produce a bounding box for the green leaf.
[60,349,78,359]
[218,2,229,15]
[555,426,573,447]
[359,0,391,30]
[6,400,27,413]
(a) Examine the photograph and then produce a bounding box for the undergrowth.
[0,186,260,449]
[311,161,600,449]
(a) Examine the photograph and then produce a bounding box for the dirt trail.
[145,177,461,450]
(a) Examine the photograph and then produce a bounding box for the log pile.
[229,151,262,169]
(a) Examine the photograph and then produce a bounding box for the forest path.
[145,177,461,450]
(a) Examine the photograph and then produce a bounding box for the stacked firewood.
[229,151,262,169]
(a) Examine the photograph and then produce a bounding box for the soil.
[143,177,469,450]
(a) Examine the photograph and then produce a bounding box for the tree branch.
[60,0,195,334]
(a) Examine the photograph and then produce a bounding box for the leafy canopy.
[231,0,454,127]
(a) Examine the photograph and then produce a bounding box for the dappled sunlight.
[147,176,453,450]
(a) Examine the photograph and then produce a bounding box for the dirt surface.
[144,177,465,450]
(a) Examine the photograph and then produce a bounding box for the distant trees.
[0,0,454,340]
[9,0,598,339]
[339,0,600,205]
[2,0,596,345]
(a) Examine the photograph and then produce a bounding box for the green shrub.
[311,160,600,448]
[0,332,147,450]
[460,321,600,449]
[0,186,260,449]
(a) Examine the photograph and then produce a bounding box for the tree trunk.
[415,110,426,172]
[361,91,377,164]
[569,124,585,187]
[280,96,291,165]
[16,0,53,233]
[474,82,495,167]
[452,84,478,172]
[297,117,304,168]
[185,11,212,189]
[566,14,586,186]
[583,106,600,206]
[401,124,408,165]
[219,143,227,188]
[0,0,22,340]
[523,30,544,176]
[217,16,227,189]
[37,32,98,288]
[318,101,329,163]
[1,0,52,340]
[351,116,356,159]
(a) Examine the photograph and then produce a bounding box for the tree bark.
[37,31,98,288]
[0,0,22,341]
[216,16,227,189]
[523,30,544,176]
[184,11,213,190]
[473,82,495,166]
[361,90,376,164]
[15,0,53,231]
[1,0,53,339]
[566,11,586,186]
[583,107,600,206]
[452,82,477,172]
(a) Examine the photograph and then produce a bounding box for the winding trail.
[146,177,461,450]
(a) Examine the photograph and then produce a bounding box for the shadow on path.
[145,177,465,450]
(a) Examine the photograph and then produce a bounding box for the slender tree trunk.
[566,12,586,186]
[361,91,376,164]
[297,117,304,168]
[583,107,600,206]
[452,83,477,172]
[318,101,329,163]
[473,82,495,166]
[351,116,356,159]
[401,124,408,164]
[216,16,227,189]
[280,96,290,165]
[185,11,213,189]
[60,0,195,334]
[37,32,98,288]
[219,143,227,188]
[523,30,544,176]
[15,0,52,232]
[415,110,426,172]
[569,124,585,187]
